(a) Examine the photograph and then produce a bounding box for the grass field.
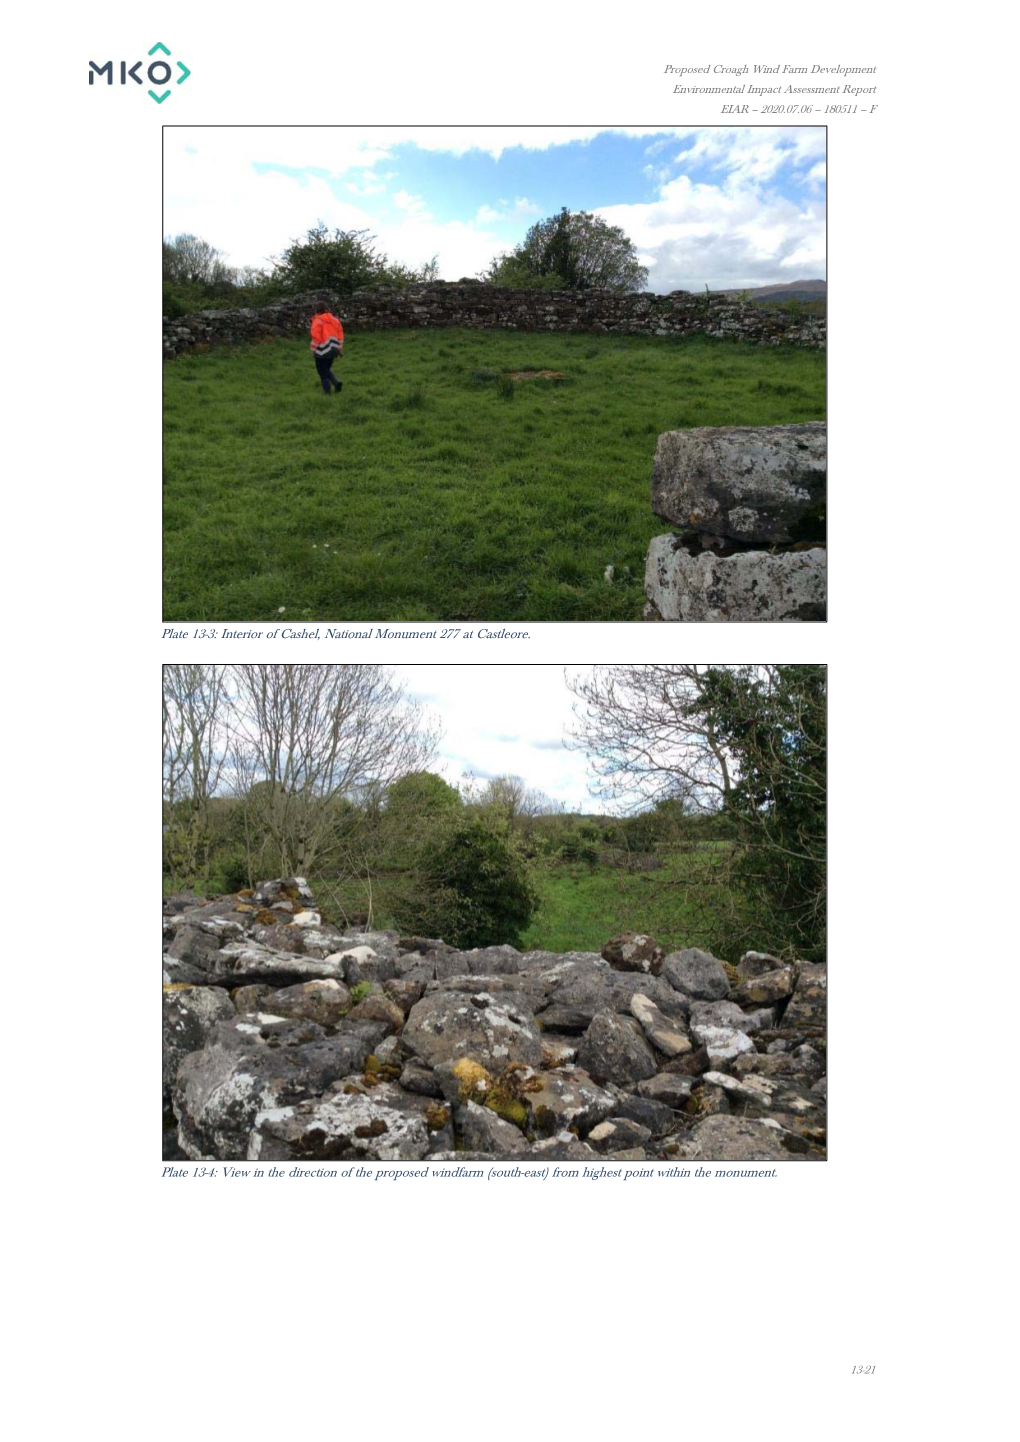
[304,848,746,961]
[163,328,825,622]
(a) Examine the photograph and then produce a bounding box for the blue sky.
[164,126,825,291]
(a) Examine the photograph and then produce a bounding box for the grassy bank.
[163,328,825,622]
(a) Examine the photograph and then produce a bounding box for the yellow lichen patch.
[424,1104,450,1131]
[254,909,279,926]
[237,889,254,898]
[162,983,195,992]
[451,1057,493,1101]
[235,902,255,913]
[364,1054,381,1075]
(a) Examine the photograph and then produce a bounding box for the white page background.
[3,3,1006,1433]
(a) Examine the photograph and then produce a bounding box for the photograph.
[163,126,827,624]
[163,663,827,1164]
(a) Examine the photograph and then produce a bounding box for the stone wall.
[163,878,826,1164]
[163,283,825,359]
[643,423,827,622]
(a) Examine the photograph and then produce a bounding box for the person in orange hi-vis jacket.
[309,305,344,394]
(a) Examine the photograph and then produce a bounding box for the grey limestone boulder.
[663,948,730,1001]
[645,537,826,623]
[401,990,543,1073]
[651,423,826,544]
[576,1009,658,1087]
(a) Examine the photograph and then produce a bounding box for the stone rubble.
[163,880,827,1164]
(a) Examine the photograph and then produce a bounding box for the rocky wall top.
[163,283,826,359]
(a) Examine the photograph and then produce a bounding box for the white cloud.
[597,170,825,291]
[393,665,607,813]
[163,126,825,290]
[474,196,541,225]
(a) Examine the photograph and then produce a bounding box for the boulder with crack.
[401,990,543,1072]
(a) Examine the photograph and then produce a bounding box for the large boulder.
[207,941,348,985]
[663,948,730,1001]
[523,1066,617,1138]
[651,423,826,545]
[401,991,543,1073]
[162,986,235,1122]
[173,1023,373,1159]
[576,1010,658,1087]
[601,933,665,976]
[249,1091,429,1162]
[670,1114,808,1162]
[529,954,688,1033]
[645,539,826,623]
[261,979,352,1026]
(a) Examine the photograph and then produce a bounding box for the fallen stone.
[630,993,692,1056]
[662,948,730,1001]
[689,1023,756,1065]
[576,1009,658,1087]
[601,932,665,976]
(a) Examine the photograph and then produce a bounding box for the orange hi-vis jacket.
[310,312,344,356]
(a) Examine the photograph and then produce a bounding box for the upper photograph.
[162,126,826,623]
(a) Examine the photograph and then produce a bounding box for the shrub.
[396,815,538,948]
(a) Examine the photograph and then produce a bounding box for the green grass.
[309,848,747,961]
[163,329,825,621]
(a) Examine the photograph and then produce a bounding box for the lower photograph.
[163,662,826,1165]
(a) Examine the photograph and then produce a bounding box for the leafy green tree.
[483,208,648,292]
[396,815,538,947]
[697,664,826,959]
[271,223,387,295]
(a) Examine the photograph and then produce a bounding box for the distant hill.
[719,279,827,304]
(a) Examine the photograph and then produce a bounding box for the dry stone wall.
[163,283,825,359]
[163,879,827,1164]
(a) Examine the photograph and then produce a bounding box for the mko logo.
[88,42,192,104]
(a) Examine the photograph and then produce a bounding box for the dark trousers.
[314,350,341,393]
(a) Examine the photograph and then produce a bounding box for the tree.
[566,665,735,813]
[162,233,234,287]
[162,664,229,888]
[483,208,648,292]
[567,664,826,959]
[396,814,538,948]
[376,771,464,869]
[271,223,387,295]
[227,664,440,877]
[695,665,827,959]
